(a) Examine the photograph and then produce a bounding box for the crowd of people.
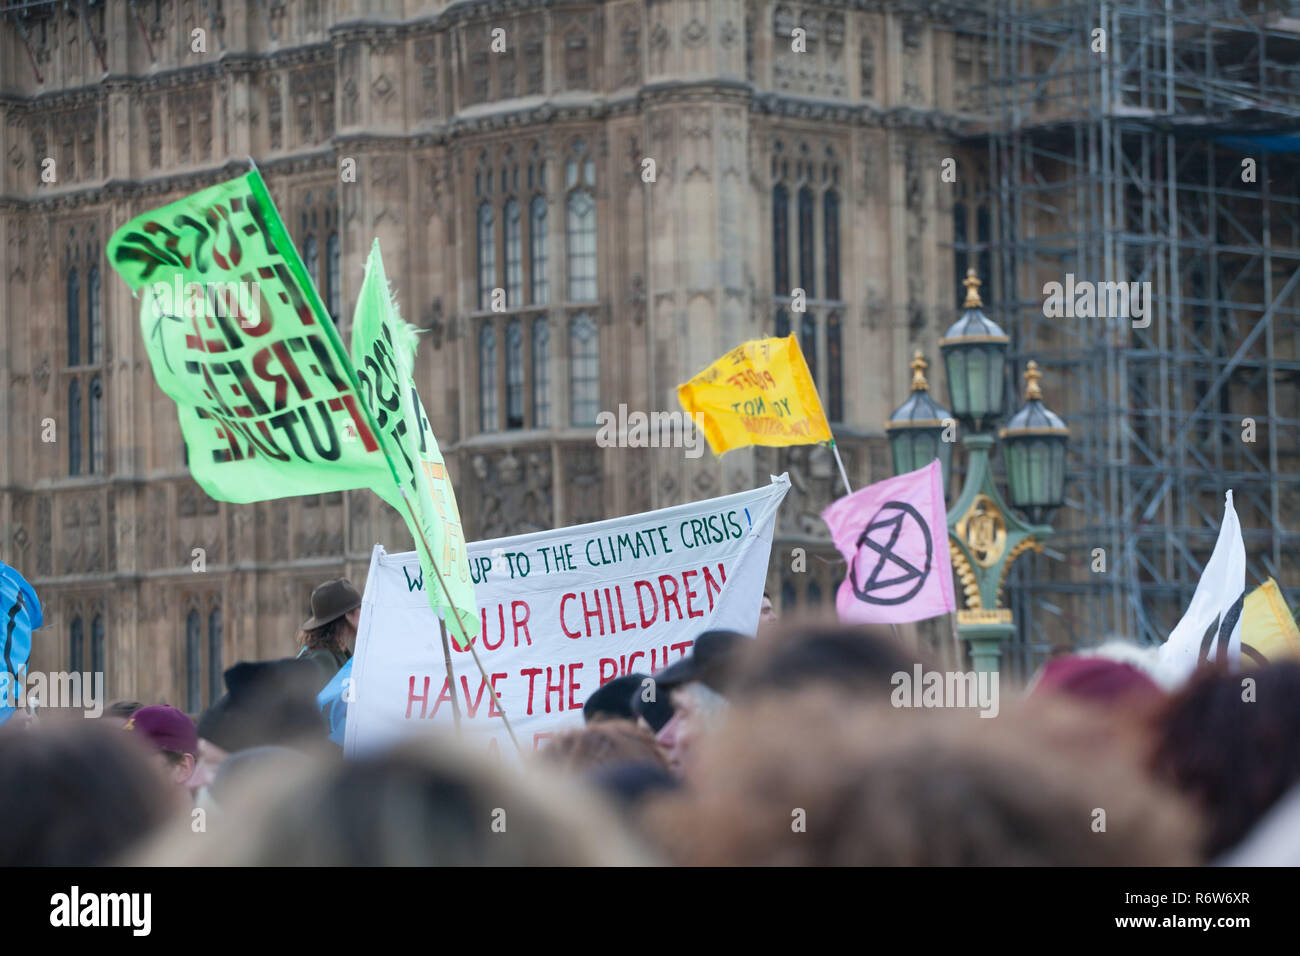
[3,576,1299,867]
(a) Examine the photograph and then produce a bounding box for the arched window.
[807,578,823,606]
[504,199,523,307]
[801,312,817,384]
[798,186,815,298]
[208,607,223,706]
[68,380,82,476]
[478,323,498,432]
[532,317,551,427]
[88,266,102,364]
[827,313,843,423]
[66,269,80,366]
[477,201,496,310]
[775,307,790,339]
[823,190,840,300]
[530,195,549,304]
[89,375,103,475]
[91,614,104,676]
[185,609,201,713]
[566,190,597,302]
[772,184,789,295]
[569,313,599,426]
[325,232,340,320]
[304,235,319,293]
[781,579,797,612]
[69,617,84,672]
[505,319,524,429]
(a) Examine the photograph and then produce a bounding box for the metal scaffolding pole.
[961,0,1300,679]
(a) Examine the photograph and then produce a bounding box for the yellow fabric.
[677,335,833,455]
[1241,577,1300,667]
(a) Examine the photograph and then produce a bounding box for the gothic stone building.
[0,0,983,711]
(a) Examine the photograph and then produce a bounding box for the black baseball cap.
[651,630,750,697]
[583,674,646,723]
[630,680,674,733]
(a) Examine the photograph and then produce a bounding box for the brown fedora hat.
[300,578,362,631]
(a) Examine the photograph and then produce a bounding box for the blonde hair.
[134,732,652,866]
[647,690,1201,866]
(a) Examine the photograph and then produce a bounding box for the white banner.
[345,474,790,757]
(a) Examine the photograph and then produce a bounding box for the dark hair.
[198,659,330,754]
[732,619,928,701]
[160,749,193,768]
[538,721,667,773]
[106,700,144,720]
[299,615,351,654]
[0,721,176,865]
[1149,662,1300,858]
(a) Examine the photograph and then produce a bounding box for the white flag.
[1157,490,1247,684]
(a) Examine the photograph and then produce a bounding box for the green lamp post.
[885,351,954,478]
[887,269,1070,673]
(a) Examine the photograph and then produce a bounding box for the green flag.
[106,170,392,501]
[350,240,479,644]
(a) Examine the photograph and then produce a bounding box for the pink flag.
[821,459,956,625]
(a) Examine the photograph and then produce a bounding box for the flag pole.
[400,490,522,753]
[829,438,853,498]
[437,618,462,730]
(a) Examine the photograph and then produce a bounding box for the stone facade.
[0,0,981,710]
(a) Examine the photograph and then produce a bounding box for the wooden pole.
[400,490,522,752]
[437,618,461,730]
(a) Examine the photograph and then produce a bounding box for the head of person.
[538,720,668,774]
[298,578,362,655]
[1148,661,1300,859]
[124,705,200,787]
[1028,655,1164,713]
[759,591,777,623]
[630,677,674,739]
[0,720,179,865]
[652,630,748,779]
[104,700,145,727]
[731,617,927,703]
[137,733,649,865]
[197,658,330,755]
[647,691,1202,865]
[582,674,646,725]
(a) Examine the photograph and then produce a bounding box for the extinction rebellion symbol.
[849,501,933,605]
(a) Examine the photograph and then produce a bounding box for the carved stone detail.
[467,449,554,539]
[778,445,838,536]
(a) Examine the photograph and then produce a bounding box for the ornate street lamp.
[1000,361,1070,525]
[887,270,1070,674]
[886,350,954,479]
[939,269,1009,432]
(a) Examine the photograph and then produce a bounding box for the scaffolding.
[960,0,1300,678]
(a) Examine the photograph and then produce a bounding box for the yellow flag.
[1241,577,1300,667]
[677,335,832,455]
